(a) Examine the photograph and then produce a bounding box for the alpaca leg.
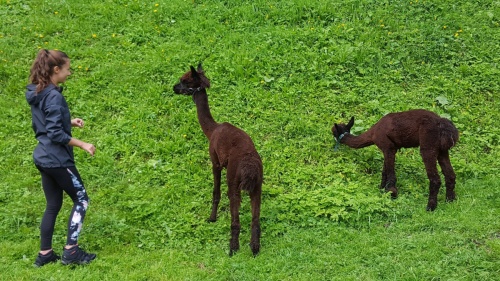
[421,150,441,211]
[382,149,398,198]
[209,166,222,222]
[228,186,241,256]
[380,166,388,190]
[249,185,262,256]
[438,150,456,202]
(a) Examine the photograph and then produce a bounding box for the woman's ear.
[53,65,61,74]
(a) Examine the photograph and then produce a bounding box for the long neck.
[342,131,375,149]
[193,89,218,139]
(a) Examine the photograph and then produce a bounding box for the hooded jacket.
[26,84,75,168]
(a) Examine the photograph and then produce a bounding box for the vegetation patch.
[0,0,498,280]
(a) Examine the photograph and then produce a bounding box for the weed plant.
[0,0,499,280]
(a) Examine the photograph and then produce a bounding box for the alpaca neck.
[342,132,374,149]
[193,89,218,139]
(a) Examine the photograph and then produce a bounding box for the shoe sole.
[61,259,94,265]
[61,256,96,265]
[33,262,56,268]
[34,258,60,267]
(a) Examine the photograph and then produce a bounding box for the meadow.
[0,0,499,280]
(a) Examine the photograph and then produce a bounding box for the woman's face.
[51,59,71,85]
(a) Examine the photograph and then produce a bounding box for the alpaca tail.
[439,118,459,150]
[239,156,263,194]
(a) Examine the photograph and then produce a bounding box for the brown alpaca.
[173,64,262,256]
[332,109,459,211]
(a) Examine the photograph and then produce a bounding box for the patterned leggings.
[36,165,89,251]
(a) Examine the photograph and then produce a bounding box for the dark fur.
[332,109,459,211]
[173,64,262,256]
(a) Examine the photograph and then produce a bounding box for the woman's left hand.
[71,118,84,128]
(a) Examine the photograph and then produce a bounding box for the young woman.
[26,49,96,266]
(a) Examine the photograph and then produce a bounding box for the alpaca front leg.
[380,166,388,189]
[228,188,241,256]
[382,150,398,198]
[422,152,441,211]
[249,188,261,256]
[380,170,386,189]
[209,166,222,222]
[425,172,441,211]
[438,151,456,202]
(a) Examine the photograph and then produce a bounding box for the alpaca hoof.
[207,217,217,223]
[250,244,260,257]
[386,187,398,199]
[426,204,437,211]
[229,240,240,257]
[229,247,239,257]
[446,193,456,202]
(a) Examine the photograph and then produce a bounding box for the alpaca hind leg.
[438,150,456,202]
[209,166,222,222]
[228,187,241,256]
[421,150,441,211]
[249,186,261,256]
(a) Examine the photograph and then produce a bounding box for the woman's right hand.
[80,142,96,156]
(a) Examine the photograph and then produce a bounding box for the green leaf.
[436,96,449,106]
[263,76,275,83]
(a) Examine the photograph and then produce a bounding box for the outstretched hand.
[71,118,84,128]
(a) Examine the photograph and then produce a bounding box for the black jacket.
[26,84,75,168]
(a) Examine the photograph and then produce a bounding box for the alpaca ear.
[334,124,340,135]
[197,63,203,72]
[347,117,354,130]
[190,65,198,78]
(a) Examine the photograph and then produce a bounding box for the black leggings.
[36,165,89,251]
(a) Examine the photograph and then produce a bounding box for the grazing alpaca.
[173,64,263,256]
[332,109,459,211]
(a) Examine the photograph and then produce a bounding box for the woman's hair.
[29,49,69,93]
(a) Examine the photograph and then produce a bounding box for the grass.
[0,0,499,280]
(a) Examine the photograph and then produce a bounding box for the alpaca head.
[173,63,211,96]
[332,116,354,142]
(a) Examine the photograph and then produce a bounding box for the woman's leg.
[37,166,64,252]
[55,167,89,247]
[55,167,96,265]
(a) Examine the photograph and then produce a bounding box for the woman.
[26,49,96,266]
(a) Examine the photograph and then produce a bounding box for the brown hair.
[29,49,69,93]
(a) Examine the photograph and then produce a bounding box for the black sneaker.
[34,250,60,267]
[61,245,96,265]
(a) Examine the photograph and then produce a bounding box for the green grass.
[1,0,499,280]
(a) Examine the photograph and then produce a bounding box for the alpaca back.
[439,118,459,150]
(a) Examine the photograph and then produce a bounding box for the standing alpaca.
[173,64,262,256]
[332,109,459,211]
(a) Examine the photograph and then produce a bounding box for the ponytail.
[29,49,69,93]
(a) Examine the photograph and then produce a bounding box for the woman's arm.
[68,138,96,156]
[70,118,95,155]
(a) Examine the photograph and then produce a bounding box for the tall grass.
[1,0,499,280]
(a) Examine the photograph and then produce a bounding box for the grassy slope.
[0,0,499,280]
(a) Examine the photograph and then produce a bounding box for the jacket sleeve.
[43,93,72,145]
